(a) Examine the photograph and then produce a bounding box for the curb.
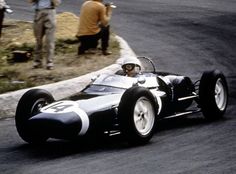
[0,35,137,118]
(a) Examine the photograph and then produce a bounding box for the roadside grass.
[0,12,120,94]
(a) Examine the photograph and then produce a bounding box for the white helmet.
[121,58,142,75]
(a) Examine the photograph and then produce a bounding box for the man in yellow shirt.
[77,0,113,55]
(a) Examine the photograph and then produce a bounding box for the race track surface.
[1,0,236,173]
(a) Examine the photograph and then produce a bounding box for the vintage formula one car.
[15,57,228,145]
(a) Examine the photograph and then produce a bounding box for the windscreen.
[83,74,137,94]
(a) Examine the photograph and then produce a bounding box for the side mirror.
[137,76,146,84]
[91,75,99,82]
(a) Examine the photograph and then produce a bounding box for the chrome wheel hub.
[134,97,155,136]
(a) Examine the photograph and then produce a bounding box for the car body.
[15,57,228,145]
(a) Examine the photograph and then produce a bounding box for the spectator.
[28,0,61,70]
[0,0,6,38]
[77,0,113,55]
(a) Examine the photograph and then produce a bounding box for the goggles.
[123,64,136,71]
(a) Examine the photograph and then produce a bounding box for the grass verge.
[0,12,120,94]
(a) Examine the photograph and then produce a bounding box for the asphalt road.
[1,0,236,173]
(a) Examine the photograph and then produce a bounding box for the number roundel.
[41,100,79,113]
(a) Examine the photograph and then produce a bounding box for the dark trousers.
[0,9,4,38]
[78,25,110,54]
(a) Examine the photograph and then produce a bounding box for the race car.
[15,57,228,145]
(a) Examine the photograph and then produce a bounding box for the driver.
[121,58,142,77]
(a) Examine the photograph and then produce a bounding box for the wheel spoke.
[141,118,147,129]
[136,100,147,113]
[134,107,140,116]
[134,116,144,130]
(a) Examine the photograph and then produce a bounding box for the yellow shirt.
[77,0,110,36]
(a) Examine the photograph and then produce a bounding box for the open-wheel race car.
[15,57,228,145]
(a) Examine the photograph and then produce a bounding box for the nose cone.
[29,112,82,139]
[28,100,90,139]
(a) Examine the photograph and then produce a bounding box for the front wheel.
[118,86,157,145]
[199,70,228,120]
[15,89,54,144]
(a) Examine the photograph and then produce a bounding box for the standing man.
[0,0,6,38]
[77,0,113,55]
[28,0,61,70]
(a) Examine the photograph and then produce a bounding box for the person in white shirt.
[28,0,61,70]
[0,0,7,38]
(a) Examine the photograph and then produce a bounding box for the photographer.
[77,0,115,55]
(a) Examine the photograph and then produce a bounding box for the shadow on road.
[7,115,229,160]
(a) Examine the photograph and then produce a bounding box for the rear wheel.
[199,70,228,120]
[118,86,157,145]
[15,89,54,144]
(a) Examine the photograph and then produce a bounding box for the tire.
[199,70,228,120]
[118,86,157,145]
[15,89,54,144]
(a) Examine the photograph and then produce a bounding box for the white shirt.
[32,0,61,10]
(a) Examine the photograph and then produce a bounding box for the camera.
[105,2,117,8]
[4,5,13,14]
